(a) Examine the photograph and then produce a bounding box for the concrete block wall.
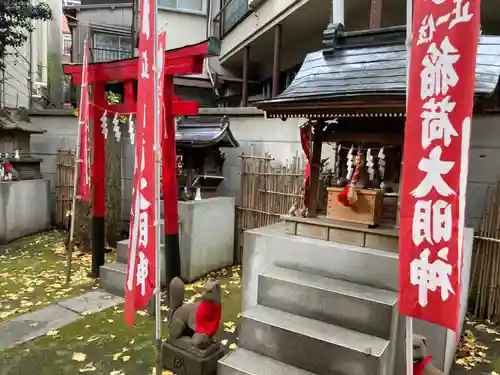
[28,109,78,221]
[25,108,500,230]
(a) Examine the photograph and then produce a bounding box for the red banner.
[125,0,157,326]
[78,38,91,201]
[157,31,166,142]
[399,0,480,332]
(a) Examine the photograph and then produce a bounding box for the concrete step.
[243,224,399,301]
[116,219,173,263]
[239,305,390,375]
[100,255,167,297]
[218,348,317,375]
[116,240,129,264]
[100,262,126,297]
[258,266,398,339]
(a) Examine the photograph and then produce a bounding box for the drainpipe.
[205,0,220,99]
[331,0,344,25]
[41,20,48,83]
[30,22,38,85]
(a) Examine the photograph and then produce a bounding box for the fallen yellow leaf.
[229,343,238,350]
[122,355,130,362]
[72,352,87,362]
[110,371,124,375]
[46,330,59,336]
[79,364,97,373]
[112,352,123,361]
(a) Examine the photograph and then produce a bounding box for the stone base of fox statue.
[162,336,225,375]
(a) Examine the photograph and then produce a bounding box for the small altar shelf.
[283,215,399,253]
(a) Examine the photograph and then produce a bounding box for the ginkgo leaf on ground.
[72,352,87,362]
[229,343,237,350]
[79,363,97,373]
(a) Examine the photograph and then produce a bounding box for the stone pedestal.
[178,197,235,282]
[162,337,225,375]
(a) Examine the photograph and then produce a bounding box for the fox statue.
[168,277,222,350]
[412,334,444,375]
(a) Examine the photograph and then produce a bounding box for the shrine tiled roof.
[175,116,239,148]
[257,25,500,118]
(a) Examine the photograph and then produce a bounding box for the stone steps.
[218,348,318,375]
[239,305,391,375]
[258,266,398,339]
[99,262,127,298]
[245,224,399,293]
[100,243,167,296]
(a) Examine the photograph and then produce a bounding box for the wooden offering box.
[326,187,384,227]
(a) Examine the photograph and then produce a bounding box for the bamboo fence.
[55,149,75,228]
[235,148,306,263]
[471,180,500,322]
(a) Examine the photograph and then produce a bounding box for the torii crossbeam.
[64,38,220,281]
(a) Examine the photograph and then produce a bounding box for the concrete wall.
[28,110,78,220]
[0,180,51,244]
[24,109,500,230]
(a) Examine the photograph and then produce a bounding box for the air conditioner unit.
[248,0,266,10]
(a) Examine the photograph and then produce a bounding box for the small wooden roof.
[257,25,500,119]
[175,116,239,148]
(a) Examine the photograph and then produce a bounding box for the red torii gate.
[64,38,219,280]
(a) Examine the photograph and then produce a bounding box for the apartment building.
[215,0,500,106]
[63,0,500,107]
[2,0,66,109]
[63,0,219,105]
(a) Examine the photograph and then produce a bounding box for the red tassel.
[337,185,353,207]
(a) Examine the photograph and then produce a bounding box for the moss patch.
[0,266,242,375]
[0,230,114,323]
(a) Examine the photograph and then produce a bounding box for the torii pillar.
[64,38,220,279]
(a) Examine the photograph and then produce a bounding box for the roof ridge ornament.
[322,22,345,55]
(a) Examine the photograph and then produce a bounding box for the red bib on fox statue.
[195,300,222,336]
[413,355,432,375]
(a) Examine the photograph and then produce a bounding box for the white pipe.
[30,22,38,85]
[332,0,344,25]
[204,0,220,99]
[41,20,48,83]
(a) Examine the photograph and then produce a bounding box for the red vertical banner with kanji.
[157,31,166,142]
[78,38,91,201]
[125,0,157,326]
[399,0,480,332]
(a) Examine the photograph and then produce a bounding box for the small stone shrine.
[0,107,50,244]
[175,115,239,200]
[163,277,225,375]
[0,107,45,180]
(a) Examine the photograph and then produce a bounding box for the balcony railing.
[89,48,133,63]
[213,0,251,38]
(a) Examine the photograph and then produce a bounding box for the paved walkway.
[0,290,123,351]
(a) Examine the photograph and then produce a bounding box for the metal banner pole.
[152,0,163,371]
[405,0,413,374]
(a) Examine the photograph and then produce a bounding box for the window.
[63,34,72,56]
[92,33,133,62]
[220,0,249,35]
[158,0,204,13]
